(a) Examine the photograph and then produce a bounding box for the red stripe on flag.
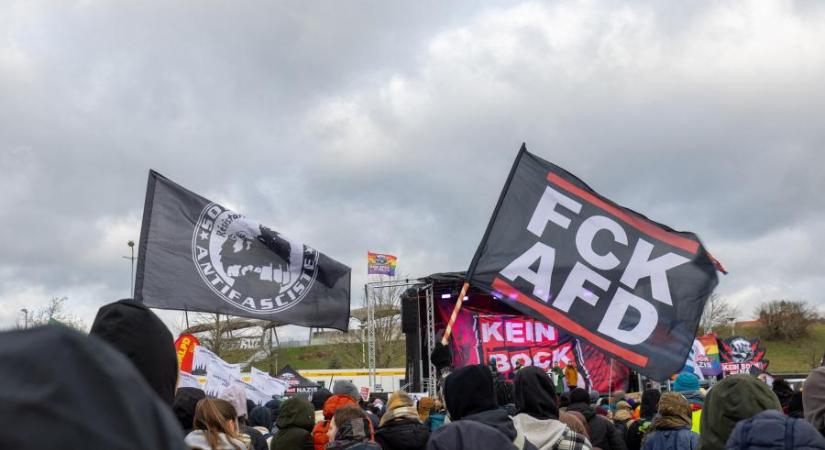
[492,277,650,368]
[547,173,700,255]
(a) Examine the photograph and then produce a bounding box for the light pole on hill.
[123,240,135,297]
[728,317,736,337]
[21,308,28,329]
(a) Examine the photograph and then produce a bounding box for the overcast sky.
[2,1,824,339]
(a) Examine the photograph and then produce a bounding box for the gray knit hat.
[332,380,360,400]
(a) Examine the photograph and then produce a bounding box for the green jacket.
[699,374,781,450]
[272,396,316,450]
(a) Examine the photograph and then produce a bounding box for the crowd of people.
[6,298,825,450]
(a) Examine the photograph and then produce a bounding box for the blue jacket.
[642,427,698,450]
[725,410,825,450]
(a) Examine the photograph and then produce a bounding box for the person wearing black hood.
[272,396,316,450]
[626,389,661,450]
[511,366,592,450]
[772,378,794,413]
[174,387,207,434]
[444,364,539,450]
[89,298,178,406]
[265,398,281,433]
[790,391,805,419]
[567,388,627,450]
[0,325,186,449]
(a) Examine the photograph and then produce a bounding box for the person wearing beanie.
[426,421,522,450]
[312,382,360,450]
[567,388,627,450]
[0,325,186,450]
[725,409,825,450]
[804,367,825,437]
[612,401,633,440]
[272,396,316,450]
[700,374,782,450]
[673,372,704,433]
[375,391,430,450]
[249,406,274,446]
[333,380,361,402]
[444,364,539,450]
[640,392,698,450]
[89,299,178,406]
[626,389,661,450]
[511,366,593,450]
[173,387,207,434]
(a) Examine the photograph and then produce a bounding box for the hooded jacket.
[327,418,381,450]
[567,388,627,450]
[700,374,782,450]
[641,393,698,450]
[0,325,186,450]
[804,367,825,436]
[725,410,825,450]
[427,421,522,450]
[512,367,592,450]
[89,298,178,405]
[273,396,316,450]
[444,365,538,450]
[173,387,207,434]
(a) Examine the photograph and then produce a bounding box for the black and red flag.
[467,145,720,380]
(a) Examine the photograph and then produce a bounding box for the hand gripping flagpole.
[441,282,470,345]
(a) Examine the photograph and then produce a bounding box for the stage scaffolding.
[364,279,437,395]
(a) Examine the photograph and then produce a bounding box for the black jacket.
[567,402,627,450]
[726,410,825,450]
[0,325,185,450]
[375,419,430,450]
[427,421,523,450]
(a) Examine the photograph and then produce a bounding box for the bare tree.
[29,296,86,331]
[699,294,739,334]
[758,299,819,340]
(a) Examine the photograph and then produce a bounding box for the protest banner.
[241,379,272,405]
[178,371,203,390]
[436,301,628,393]
[719,336,768,377]
[175,333,200,373]
[251,366,288,397]
[464,145,720,380]
[360,386,370,402]
[368,252,398,276]
[135,170,352,330]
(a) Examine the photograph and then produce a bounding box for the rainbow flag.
[367,252,397,276]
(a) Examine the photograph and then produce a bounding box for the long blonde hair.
[193,398,243,450]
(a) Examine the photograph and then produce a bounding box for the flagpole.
[440,282,470,345]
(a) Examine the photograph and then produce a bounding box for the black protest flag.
[466,145,719,380]
[134,170,351,330]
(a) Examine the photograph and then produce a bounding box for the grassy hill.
[222,340,406,372]
[220,324,825,375]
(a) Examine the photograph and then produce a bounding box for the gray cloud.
[2,0,824,333]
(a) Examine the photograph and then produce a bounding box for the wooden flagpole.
[440,282,470,345]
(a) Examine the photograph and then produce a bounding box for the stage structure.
[363,278,435,393]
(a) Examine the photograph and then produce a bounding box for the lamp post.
[728,317,736,337]
[123,241,135,297]
[21,308,28,329]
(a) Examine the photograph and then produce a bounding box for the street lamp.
[123,240,136,297]
[727,317,736,337]
[21,308,28,329]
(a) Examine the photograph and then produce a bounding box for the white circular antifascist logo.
[192,203,319,313]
